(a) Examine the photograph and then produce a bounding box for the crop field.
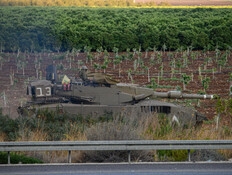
[0,49,231,122]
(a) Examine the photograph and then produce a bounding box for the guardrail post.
[188,149,191,162]
[128,150,131,163]
[8,151,10,164]
[68,150,72,163]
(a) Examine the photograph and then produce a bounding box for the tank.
[18,65,215,127]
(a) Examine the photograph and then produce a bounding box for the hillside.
[0,50,231,125]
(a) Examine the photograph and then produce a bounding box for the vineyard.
[0,48,231,123]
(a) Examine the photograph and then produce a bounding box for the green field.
[0,7,231,52]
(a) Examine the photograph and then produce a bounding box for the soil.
[0,51,231,125]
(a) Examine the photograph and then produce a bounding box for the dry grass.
[14,120,87,163]
[1,112,232,162]
[17,128,48,141]
[141,114,232,160]
[0,132,7,142]
[62,123,87,141]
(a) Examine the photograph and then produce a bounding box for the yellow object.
[62,75,70,84]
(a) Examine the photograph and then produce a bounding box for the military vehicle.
[18,65,215,127]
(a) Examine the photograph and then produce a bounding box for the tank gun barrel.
[153,91,214,99]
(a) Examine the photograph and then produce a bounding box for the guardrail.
[1,140,232,164]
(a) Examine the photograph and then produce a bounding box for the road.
[0,162,232,175]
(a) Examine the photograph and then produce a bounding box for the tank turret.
[19,65,216,127]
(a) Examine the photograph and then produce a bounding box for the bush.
[82,114,155,162]
[157,150,189,161]
[0,152,43,164]
[0,108,18,141]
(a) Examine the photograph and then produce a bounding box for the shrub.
[83,113,156,162]
[0,109,18,141]
[0,152,43,164]
[157,150,189,161]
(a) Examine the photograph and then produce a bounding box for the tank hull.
[19,99,206,127]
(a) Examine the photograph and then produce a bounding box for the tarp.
[87,73,119,85]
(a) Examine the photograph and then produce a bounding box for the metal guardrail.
[1,140,232,164]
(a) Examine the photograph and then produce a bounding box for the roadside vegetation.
[0,106,232,163]
[0,152,43,164]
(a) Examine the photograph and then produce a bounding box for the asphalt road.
[0,162,232,175]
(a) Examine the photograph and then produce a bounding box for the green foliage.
[0,109,18,141]
[0,152,43,164]
[145,114,173,139]
[181,73,191,90]
[229,73,232,81]
[176,85,182,91]
[155,114,173,138]
[147,78,158,89]
[1,106,232,162]
[157,150,189,161]
[8,108,115,141]
[0,7,231,52]
[202,76,210,92]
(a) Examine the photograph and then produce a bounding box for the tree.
[84,46,92,64]
[181,73,191,91]
[162,43,167,53]
[147,78,157,90]
[127,69,134,84]
[113,55,121,70]
[202,76,210,93]
[101,57,110,73]
[9,70,15,86]
[0,55,5,70]
[159,63,164,78]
